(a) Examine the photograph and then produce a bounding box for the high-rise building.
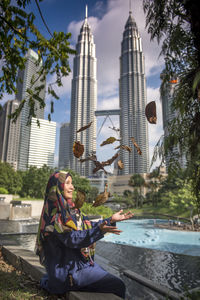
[28,118,56,168]
[0,100,21,170]
[59,122,70,169]
[160,76,186,169]
[119,11,149,174]
[69,7,97,177]
[17,49,45,170]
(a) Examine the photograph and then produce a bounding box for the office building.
[119,11,149,175]
[58,122,70,169]
[17,49,45,170]
[69,6,97,177]
[28,118,56,168]
[0,100,20,170]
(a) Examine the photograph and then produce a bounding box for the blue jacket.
[41,216,113,294]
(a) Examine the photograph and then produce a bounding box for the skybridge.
[95,109,120,116]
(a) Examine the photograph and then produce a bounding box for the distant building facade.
[69,8,97,177]
[160,76,186,169]
[59,122,70,169]
[0,100,21,170]
[17,49,46,170]
[28,118,56,169]
[119,11,149,175]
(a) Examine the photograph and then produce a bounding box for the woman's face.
[63,176,74,199]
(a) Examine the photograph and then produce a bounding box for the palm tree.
[128,174,145,208]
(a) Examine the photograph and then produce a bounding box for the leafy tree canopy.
[0,161,22,194]
[143,0,200,213]
[0,0,75,122]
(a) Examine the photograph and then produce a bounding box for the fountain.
[0,195,39,234]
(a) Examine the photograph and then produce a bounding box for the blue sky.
[4,0,165,171]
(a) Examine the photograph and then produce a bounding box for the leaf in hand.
[145,101,157,124]
[77,121,93,133]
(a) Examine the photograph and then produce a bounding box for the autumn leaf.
[73,141,84,158]
[130,137,142,155]
[100,136,120,146]
[77,121,93,133]
[115,145,132,152]
[145,101,157,124]
[118,160,124,169]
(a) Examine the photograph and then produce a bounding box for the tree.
[143,0,200,214]
[0,161,22,194]
[20,164,53,198]
[0,0,75,122]
[128,174,145,208]
[87,187,99,203]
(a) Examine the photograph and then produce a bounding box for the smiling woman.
[35,170,133,299]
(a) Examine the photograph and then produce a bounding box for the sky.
[3,0,165,172]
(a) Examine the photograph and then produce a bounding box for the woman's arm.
[54,222,121,249]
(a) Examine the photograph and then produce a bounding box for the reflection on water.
[96,241,200,295]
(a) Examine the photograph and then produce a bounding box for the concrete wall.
[0,194,13,203]
[22,200,43,218]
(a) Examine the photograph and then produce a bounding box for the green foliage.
[81,202,113,219]
[129,174,145,208]
[0,162,22,194]
[87,186,99,203]
[0,0,76,122]
[0,187,8,194]
[19,164,54,198]
[143,0,200,213]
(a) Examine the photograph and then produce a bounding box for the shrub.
[0,187,8,194]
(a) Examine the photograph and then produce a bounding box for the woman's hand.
[110,210,134,223]
[99,221,122,235]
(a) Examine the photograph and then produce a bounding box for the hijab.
[35,170,94,265]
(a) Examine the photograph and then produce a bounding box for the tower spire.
[129,0,132,14]
[85,4,88,20]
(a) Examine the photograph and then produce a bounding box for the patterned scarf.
[35,170,95,265]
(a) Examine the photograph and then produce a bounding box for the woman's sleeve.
[89,217,116,228]
[54,225,104,249]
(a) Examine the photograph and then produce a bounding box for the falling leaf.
[92,184,109,207]
[73,141,84,158]
[100,136,120,146]
[115,145,132,152]
[79,154,97,163]
[77,121,93,133]
[145,101,157,124]
[102,153,119,166]
[130,137,142,155]
[74,190,86,209]
[108,126,120,132]
[118,160,124,170]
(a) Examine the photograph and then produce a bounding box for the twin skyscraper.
[62,8,149,177]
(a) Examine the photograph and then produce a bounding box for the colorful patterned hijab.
[35,170,94,265]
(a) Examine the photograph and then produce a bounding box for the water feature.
[102,219,200,256]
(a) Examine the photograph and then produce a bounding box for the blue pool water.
[102,219,200,256]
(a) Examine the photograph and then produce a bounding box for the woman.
[35,170,133,299]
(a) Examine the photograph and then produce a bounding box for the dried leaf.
[74,190,86,209]
[77,121,93,133]
[118,160,124,170]
[115,145,132,152]
[102,153,119,166]
[130,137,142,155]
[73,141,84,158]
[92,184,109,207]
[100,136,119,146]
[79,154,97,163]
[145,101,157,124]
[108,126,120,132]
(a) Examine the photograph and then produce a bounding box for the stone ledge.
[1,245,122,300]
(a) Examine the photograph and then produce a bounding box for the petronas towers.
[68,8,149,177]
